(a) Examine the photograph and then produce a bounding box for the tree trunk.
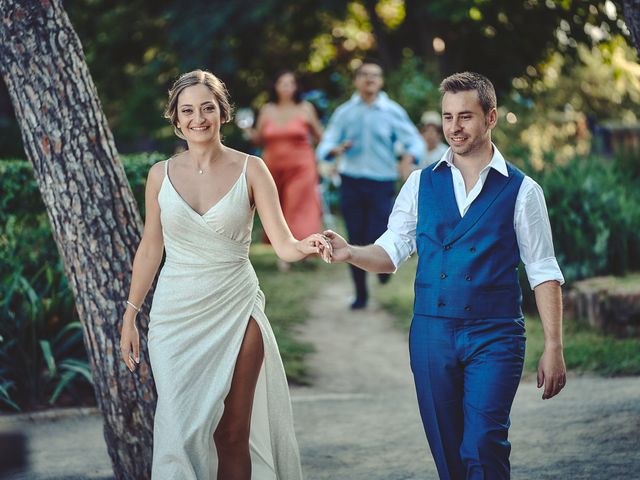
[623,0,640,57]
[0,1,155,478]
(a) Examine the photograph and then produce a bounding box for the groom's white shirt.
[375,145,564,289]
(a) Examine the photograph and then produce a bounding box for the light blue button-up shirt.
[316,92,425,181]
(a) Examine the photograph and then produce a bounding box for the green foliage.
[5,0,633,158]
[119,152,168,211]
[0,182,93,410]
[397,1,629,92]
[533,153,640,284]
[0,160,46,221]
[58,0,349,154]
[524,315,640,376]
[0,154,163,411]
[0,254,92,410]
[494,36,640,167]
[383,56,442,123]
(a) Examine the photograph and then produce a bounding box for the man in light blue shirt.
[316,59,424,309]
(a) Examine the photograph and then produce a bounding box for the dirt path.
[289,266,640,480]
[1,267,639,479]
[290,266,433,479]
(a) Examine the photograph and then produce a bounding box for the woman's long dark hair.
[268,70,302,104]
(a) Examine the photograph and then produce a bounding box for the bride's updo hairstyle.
[164,69,234,139]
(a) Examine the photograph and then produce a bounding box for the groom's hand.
[322,230,351,263]
[537,345,566,400]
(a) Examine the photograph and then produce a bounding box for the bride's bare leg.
[214,318,264,480]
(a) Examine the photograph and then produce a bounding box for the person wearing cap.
[419,110,450,169]
[316,58,425,309]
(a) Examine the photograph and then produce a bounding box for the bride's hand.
[296,233,333,260]
[120,317,140,372]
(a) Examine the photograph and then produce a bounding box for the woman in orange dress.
[245,71,324,270]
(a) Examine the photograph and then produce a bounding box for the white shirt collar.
[433,143,509,177]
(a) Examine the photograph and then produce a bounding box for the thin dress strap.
[165,158,170,176]
[242,155,249,174]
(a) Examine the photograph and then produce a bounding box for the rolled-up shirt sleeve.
[375,170,421,271]
[515,178,565,289]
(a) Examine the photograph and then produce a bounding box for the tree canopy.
[1,0,636,155]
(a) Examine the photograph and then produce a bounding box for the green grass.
[374,257,640,376]
[524,317,640,376]
[250,244,330,385]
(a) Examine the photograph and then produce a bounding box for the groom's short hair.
[439,72,496,114]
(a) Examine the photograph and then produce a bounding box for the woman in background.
[245,70,324,271]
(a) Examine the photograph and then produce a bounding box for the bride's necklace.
[194,148,224,175]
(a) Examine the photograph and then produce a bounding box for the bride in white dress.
[120,69,329,479]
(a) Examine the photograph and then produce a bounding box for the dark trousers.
[339,175,395,302]
[409,315,526,480]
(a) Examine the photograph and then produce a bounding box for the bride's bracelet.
[126,300,141,313]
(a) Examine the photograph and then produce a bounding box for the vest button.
[440,273,447,279]
[469,247,476,253]
[464,305,471,311]
[444,245,451,251]
[465,275,472,281]
[438,302,445,307]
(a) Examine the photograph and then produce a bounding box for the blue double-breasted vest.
[414,162,525,319]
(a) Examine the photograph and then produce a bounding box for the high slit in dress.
[148,156,303,479]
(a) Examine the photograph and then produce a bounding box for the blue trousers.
[409,315,526,480]
[339,174,395,301]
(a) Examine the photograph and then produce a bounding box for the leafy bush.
[383,56,442,124]
[0,153,163,411]
[532,153,640,284]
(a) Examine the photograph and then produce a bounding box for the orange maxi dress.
[261,116,323,240]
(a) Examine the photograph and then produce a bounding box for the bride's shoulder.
[147,152,184,189]
[239,153,270,186]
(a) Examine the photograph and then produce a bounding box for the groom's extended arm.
[322,232,396,273]
[322,170,421,273]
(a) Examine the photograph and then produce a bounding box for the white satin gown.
[148,156,303,479]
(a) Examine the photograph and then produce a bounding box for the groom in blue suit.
[323,72,567,479]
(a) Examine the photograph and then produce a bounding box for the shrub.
[532,153,640,285]
[0,153,163,411]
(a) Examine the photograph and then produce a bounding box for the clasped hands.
[306,230,349,264]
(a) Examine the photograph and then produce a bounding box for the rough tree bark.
[623,0,640,56]
[0,0,156,478]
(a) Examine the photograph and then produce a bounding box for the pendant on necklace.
[198,169,203,175]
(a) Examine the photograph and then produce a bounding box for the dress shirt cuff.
[524,257,565,290]
[374,230,413,272]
